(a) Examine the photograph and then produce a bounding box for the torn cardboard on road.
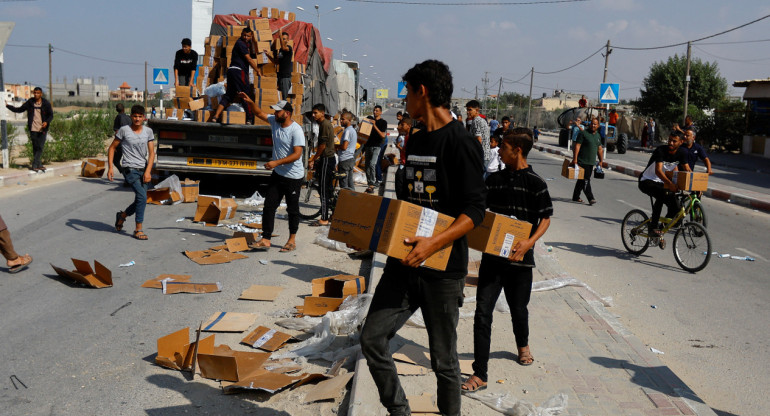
[197,344,270,382]
[155,327,215,371]
[225,237,249,253]
[50,259,113,288]
[80,159,106,178]
[194,195,238,225]
[162,281,222,294]
[232,231,259,245]
[241,326,293,352]
[202,312,258,332]
[393,344,473,376]
[303,372,355,403]
[408,393,440,414]
[185,248,248,265]
[142,274,192,289]
[239,284,283,301]
[221,370,309,394]
[300,274,366,316]
[146,187,182,205]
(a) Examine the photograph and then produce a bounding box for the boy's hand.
[143,171,152,184]
[238,92,253,104]
[402,236,441,268]
[508,238,534,262]
[107,167,114,182]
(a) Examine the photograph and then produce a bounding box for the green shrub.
[22,110,112,163]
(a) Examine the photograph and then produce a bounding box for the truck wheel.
[617,133,628,154]
[607,143,616,152]
[558,129,569,147]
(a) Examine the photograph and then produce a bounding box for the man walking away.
[240,95,305,253]
[308,104,336,226]
[173,38,198,87]
[336,111,357,190]
[466,100,490,169]
[363,105,388,193]
[360,59,487,416]
[5,87,53,172]
[571,117,604,205]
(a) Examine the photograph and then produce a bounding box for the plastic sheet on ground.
[154,174,183,205]
[244,191,265,207]
[313,225,355,253]
[465,391,568,416]
[406,308,475,328]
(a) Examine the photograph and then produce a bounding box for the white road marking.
[617,199,646,211]
[735,248,768,262]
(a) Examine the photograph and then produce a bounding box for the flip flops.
[8,254,33,274]
[250,240,272,252]
[279,242,296,253]
[133,230,149,240]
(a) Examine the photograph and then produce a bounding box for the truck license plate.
[187,157,257,170]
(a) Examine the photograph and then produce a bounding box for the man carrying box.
[638,130,691,237]
[462,127,553,393]
[360,60,486,416]
[209,27,261,123]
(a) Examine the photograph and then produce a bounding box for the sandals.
[8,254,33,274]
[133,230,149,240]
[115,211,126,232]
[279,242,296,253]
[461,375,487,392]
[249,240,271,252]
[518,346,534,366]
[572,198,584,203]
[309,220,330,227]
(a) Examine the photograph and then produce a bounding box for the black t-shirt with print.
[275,45,293,78]
[174,49,199,76]
[386,119,487,279]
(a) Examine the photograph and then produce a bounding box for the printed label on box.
[499,233,515,257]
[416,208,438,238]
[250,329,276,349]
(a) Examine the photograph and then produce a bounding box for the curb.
[533,142,770,214]
[0,162,82,188]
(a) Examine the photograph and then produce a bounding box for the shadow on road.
[546,242,630,259]
[582,215,622,225]
[66,218,117,233]
[271,259,349,284]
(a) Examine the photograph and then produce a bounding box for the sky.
[1,0,769,102]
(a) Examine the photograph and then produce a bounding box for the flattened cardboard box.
[303,372,355,403]
[561,159,585,179]
[50,259,112,288]
[155,327,215,371]
[162,281,222,295]
[185,249,248,265]
[241,326,292,351]
[202,312,258,332]
[194,195,238,225]
[142,274,192,289]
[329,190,454,271]
[667,171,709,192]
[467,211,533,258]
[239,284,283,301]
[80,159,105,178]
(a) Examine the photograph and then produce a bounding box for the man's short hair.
[341,111,353,121]
[466,100,481,109]
[130,105,146,116]
[242,26,253,35]
[312,103,326,113]
[116,103,125,113]
[669,130,684,139]
[33,87,43,93]
[502,127,534,158]
[374,105,382,111]
[686,129,696,138]
[282,31,289,37]
[181,38,192,46]
[402,60,453,109]
[399,117,413,128]
[501,116,510,122]
[397,111,402,116]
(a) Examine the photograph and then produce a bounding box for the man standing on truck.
[271,32,293,101]
[173,38,198,88]
[308,104,336,226]
[239,94,305,253]
[209,27,261,123]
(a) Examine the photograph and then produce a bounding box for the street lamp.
[325,37,358,58]
[296,5,341,30]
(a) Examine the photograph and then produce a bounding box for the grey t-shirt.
[267,115,305,179]
[116,125,154,169]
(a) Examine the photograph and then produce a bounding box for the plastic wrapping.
[203,81,226,98]
[352,167,367,185]
[154,174,183,205]
[313,225,355,253]
[465,391,568,416]
[406,308,474,328]
[244,191,265,207]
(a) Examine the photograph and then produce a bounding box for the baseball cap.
[270,100,293,113]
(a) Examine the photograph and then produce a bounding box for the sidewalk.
[347,168,717,416]
[533,138,770,214]
[0,160,83,188]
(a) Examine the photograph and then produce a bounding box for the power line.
[534,46,604,75]
[7,43,147,66]
[698,37,770,45]
[693,45,770,63]
[6,43,47,49]
[614,13,770,51]
[344,0,588,4]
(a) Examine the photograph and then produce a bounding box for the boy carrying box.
[462,127,553,393]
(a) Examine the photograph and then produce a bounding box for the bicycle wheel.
[298,182,322,220]
[621,209,650,255]
[688,200,707,229]
[673,222,711,273]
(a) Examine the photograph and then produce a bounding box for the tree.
[633,54,727,128]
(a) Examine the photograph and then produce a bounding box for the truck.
[556,106,628,154]
[149,6,360,178]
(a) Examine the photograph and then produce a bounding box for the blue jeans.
[123,168,149,224]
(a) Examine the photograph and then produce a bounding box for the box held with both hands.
[666,171,709,192]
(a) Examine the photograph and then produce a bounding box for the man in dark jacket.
[6,87,53,172]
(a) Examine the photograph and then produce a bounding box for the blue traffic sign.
[153,68,169,85]
[599,83,619,104]
[397,81,407,98]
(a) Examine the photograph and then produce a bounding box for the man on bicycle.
[638,131,691,236]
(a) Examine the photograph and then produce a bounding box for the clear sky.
[1,0,768,102]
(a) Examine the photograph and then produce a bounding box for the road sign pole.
[160,85,164,117]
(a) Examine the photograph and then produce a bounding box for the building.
[52,77,110,103]
[536,90,583,111]
[732,78,770,158]
[4,83,34,102]
[110,82,145,102]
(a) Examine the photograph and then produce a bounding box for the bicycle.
[298,170,347,220]
[679,191,707,228]
[620,191,712,273]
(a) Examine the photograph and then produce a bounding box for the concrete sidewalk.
[0,161,83,188]
[347,168,716,416]
[533,140,770,214]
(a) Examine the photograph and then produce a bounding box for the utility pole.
[495,77,502,119]
[144,61,148,110]
[602,39,611,84]
[683,41,692,123]
[48,43,53,101]
[526,67,534,128]
[482,71,489,114]
[602,39,612,152]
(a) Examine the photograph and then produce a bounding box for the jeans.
[279,77,291,100]
[123,168,149,224]
[364,146,381,187]
[30,131,47,169]
[337,158,355,190]
[376,140,387,182]
[360,261,464,416]
[639,179,679,231]
[572,163,595,201]
[316,156,336,221]
[262,172,302,239]
[472,260,533,382]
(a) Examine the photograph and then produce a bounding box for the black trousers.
[360,262,465,416]
[262,172,302,239]
[638,179,679,231]
[472,259,533,382]
[316,156,336,221]
[572,163,595,201]
[30,131,47,169]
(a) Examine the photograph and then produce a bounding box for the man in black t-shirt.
[360,60,486,416]
[173,38,198,87]
[111,103,132,175]
[638,131,691,235]
[209,27,261,122]
[271,32,293,100]
[308,103,336,226]
[362,105,388,193]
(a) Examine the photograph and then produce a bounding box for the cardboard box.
[175,84,197,98]
[357,119,373,140]
[195,109,211,122]
[302,275,366,316]
[197,344,270,381]
[222,111,247,125]
[225,25,246,36]
[253,29,273,43]
[261,63,277,77]
[561,159,585,179]
[288,83,304,96]
[80,159,106,178]
[50,259,112,288]
[180,178,200,203]
[467,211,533,258]
[279,11,296,22]
[668,171,709,192]
[241,326,292,351]
[194,195,238,224]
[155,327,215,371]
[165,108,182,120]
[162,281,222,295]
[248,17,271,31]
[173,97,193,110]
[291,72,303,84]
[328,190,454,271]
[254,88,280,107]
[146,187,182,205]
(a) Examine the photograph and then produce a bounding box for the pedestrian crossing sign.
[153,68,169,85]
[599,83,619,104]
[397,81,407,98]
